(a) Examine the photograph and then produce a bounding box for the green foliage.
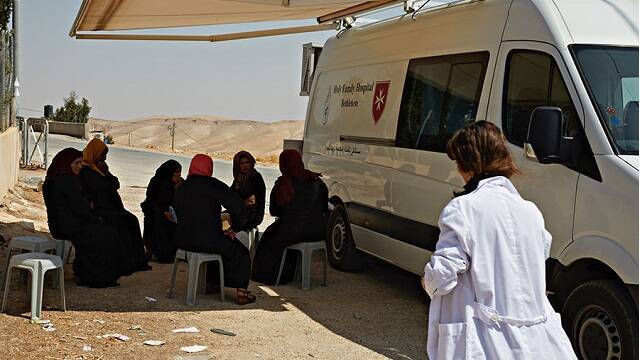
[53,91,92,123]
[0,0,10,32]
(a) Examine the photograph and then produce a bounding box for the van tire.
[562,280,638,360]
[325,204,363,271]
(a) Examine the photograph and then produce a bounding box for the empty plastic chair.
[1,236,57,290]
[276,241,327,290]
[168,249,224,305]
[1,253,66,320]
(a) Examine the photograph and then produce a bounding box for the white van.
[302,0,638,358]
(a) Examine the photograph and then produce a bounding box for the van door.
[487,41,584,257]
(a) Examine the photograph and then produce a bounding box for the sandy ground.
[0,171,429,360]
[88,117,304,164]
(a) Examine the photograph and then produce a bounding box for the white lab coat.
[423,176,577,360]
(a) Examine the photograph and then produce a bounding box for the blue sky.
[19,0,343,122]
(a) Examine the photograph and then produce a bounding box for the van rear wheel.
[562,280,638,360]
[326,204,363,271]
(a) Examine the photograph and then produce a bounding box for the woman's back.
[455,176,549,319]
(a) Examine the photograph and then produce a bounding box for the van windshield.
[572,45,639,155]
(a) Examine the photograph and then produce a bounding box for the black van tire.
[562,280,638,360]
[325,204,363,271]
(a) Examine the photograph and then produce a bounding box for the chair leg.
[217,260,224,303]
[32,266,43,320]
[1,266,12,313]
[1,249,14,291]
[301,250,312,290]
[58,267,66,312]
[198,262,208,295]
[167,255,180,298]
[275,248,289,286]
[186,258,199,306]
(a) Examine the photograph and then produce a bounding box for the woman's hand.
[163,211,173,222]
[244,195,256,207]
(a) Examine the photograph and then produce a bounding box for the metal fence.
[0,30,13,132]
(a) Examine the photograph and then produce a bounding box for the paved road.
[40,134,280,190]
[29,134,281,230]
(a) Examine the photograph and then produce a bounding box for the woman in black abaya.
[251,149,328,285]
[79,138,151,275]
[141,160,182,263]
[43,148,122,288]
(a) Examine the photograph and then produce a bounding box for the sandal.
[236,289,256,305]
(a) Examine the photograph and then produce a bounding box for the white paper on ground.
[145,296,157,303]
[100,333,130,341]
[143,340,166,346]
[128,325,142,330]
[42,323,56,332]
[180,345,207,353]
[93,319,106,324]
[172,327,199,333]
[83,345,92,351]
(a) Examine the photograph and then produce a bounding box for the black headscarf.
[141,160,181,212]
[46,148,83,179]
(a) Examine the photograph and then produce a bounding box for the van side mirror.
[525,106,565,164]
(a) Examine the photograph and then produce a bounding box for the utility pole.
[128,132,131,146]
[168,121,176,152]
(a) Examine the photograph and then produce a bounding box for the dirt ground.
[0,171,429,360]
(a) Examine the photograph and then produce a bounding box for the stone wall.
[0,127,19,199]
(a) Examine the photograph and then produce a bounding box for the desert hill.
[88,116,304,162]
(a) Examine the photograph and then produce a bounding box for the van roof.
[328,0,638,53]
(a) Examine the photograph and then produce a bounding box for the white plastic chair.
[1,253,66,320]
[276,241,327,290]
[1,236,57,290]
[168,249,224,305]
[51,239,74,290]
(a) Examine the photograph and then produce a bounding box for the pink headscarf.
[188,154,213,177]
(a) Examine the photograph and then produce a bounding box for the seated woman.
[43,148,122,288]
[141,160,182,263]
[230,151,266,232]
[173,154,255,305]
[252,149,328,285]
[79,138,151,274]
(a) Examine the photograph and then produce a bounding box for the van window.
[503,51,580,146]
[396,52,489,152]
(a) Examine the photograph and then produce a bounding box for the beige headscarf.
[83,138,108,176]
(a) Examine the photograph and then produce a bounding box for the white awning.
[70,0,398,36]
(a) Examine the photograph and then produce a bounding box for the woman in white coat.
[423,121,576,360]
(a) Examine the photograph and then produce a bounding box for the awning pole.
[75,23,338,42]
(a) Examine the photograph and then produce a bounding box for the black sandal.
[236,289,256,305]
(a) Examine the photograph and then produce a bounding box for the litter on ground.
[172,327,199,333]
[99,333,130,342]
[143,340,166,346]
[180,345,207,353]
[210,328,236,337]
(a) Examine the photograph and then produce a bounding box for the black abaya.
[141,160,180,263]
[79,166,149,273]
[43,174,122,287]
[174,175,251,289]
[251,178,328,285]
[230,170,266,232]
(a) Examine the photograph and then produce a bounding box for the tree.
[0,0,11,31]
[53,91,91,123]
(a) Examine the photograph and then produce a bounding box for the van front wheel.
[562,280,638,360]
[326,204,363,271]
